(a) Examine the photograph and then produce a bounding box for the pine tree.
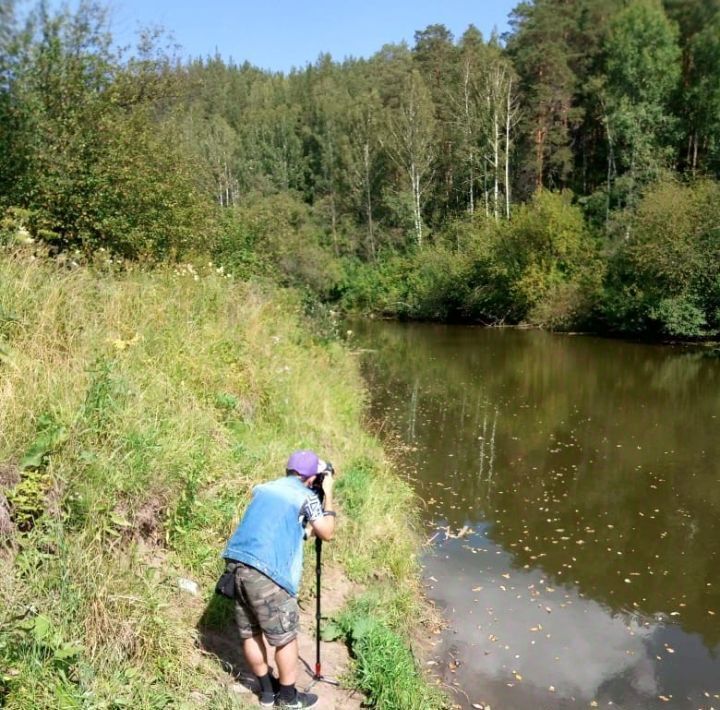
[507,0,582,194]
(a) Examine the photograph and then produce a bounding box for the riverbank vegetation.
[3,0,720,339]
[0,250,445,708]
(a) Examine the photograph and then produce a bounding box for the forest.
[1,0,720,337]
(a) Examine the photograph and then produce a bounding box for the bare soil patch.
[0,461,20,544]
[0,460,21,490]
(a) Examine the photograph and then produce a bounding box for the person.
[222,450,336,709]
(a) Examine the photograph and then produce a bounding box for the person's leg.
[242,635,276,704]
[234,565,276,705]
[242,567,318,707]
[274,637,298,686]
[253,576,305,705]
[242,633,269,677]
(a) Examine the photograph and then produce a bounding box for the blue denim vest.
[223,476,310,596]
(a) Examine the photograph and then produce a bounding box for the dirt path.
[200,564,364,709]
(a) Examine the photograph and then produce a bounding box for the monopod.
[307,476,339,689]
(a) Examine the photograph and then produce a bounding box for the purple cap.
[286,450,328,478]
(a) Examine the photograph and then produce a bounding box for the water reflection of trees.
[354,321,720,649]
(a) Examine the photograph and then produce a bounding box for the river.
[352,320,720,710]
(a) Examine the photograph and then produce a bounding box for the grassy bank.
[0,249,446,709]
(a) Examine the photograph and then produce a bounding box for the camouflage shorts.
[231,562,299,647]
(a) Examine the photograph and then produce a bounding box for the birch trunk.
[364,141,376,261]
[411,162,423,248]
[505,79,513,219]
[493,107,499,222]
[463,57,475,215]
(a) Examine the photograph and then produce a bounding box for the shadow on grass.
[197,593,260,699]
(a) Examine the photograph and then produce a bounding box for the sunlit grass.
[0,249,444,708]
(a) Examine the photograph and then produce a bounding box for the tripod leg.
[315,537,322,679]
[308,537,340,688]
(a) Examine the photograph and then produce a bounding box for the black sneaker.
[274,690,319,709]
[259,675,280,707]
[259,690,276,707]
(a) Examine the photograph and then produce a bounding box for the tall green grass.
[0,249,446,708]
[324,459,446,710]
[337,600,446,710]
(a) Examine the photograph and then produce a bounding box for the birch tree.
[199,114,238,207]
[311,57,348,255]
[412,24,458,220]
[384,70,435,248]
[455,26,484,216]
[479,46,519,220]
[341,88,381,259]
[684,15,720,173]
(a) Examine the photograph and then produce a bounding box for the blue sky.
[101,0,518,72]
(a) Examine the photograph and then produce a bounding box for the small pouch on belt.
[215,561,238,599]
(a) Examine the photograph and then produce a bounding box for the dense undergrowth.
[164,177,720,340]
[335,181,720,339]
[0,249,446,709]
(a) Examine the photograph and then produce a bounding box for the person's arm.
[309,474,335,541]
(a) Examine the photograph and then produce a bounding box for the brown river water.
[351,320,720,710]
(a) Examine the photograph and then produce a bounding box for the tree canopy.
[2,0,720,337]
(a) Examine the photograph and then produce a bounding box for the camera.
[312,462,334,499]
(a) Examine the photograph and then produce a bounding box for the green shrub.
[404,245,473,320]
[493,190,599,325]
[0,6,216,260]
[215,192,343,297]
[603,178,720,337]
[337,254,412,316]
